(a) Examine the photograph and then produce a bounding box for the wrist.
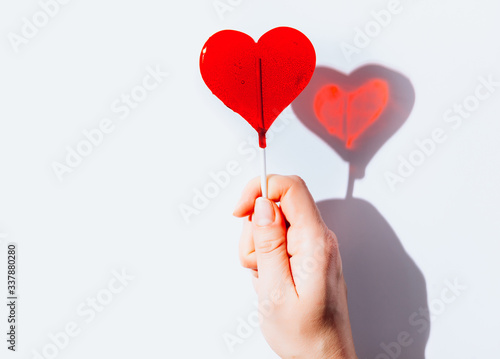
[309,330,357,359]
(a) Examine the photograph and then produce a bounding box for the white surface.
[0,0,499,358]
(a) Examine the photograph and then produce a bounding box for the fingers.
[238,218,259,294]
[251,197,296,300]
[239,217,257,270]
[233,175,324,233]
[235,175,333,301]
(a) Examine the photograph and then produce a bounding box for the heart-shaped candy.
[200,27,316,147]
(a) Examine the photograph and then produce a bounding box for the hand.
[233,175,357,359]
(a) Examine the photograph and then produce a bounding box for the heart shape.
[292,65,415,179]
[314,79,390,149]
[200,27,316,147]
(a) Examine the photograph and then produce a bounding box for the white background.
[0,0,499,358]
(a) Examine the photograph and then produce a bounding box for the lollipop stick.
[260,147,268,198]
[257,57,268,198]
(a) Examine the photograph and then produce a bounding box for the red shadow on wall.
[293,65,430,359]
[293,64,415,197]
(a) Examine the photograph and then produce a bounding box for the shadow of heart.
[292,64,415,194]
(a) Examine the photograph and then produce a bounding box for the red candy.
[200,27,316,148]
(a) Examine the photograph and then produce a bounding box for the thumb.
[252,198,295,300]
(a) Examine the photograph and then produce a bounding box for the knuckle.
[325,229,339,250]
[254,234,285,255]
[324,229,343,274]
[310,227,340,263]
[239,252,248,267]
[289,175,306,187]
[239,251,254,269]
[324,229,340,258]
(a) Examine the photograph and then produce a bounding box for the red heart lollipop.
[200,27,316,148]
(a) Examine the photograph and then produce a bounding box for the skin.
[233,175,357,359]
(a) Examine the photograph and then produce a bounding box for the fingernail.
[254,198,274,226]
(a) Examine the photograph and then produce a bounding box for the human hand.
[233,175,357,359]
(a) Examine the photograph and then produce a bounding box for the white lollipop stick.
[257,58,268,198]
[260,147,268,198]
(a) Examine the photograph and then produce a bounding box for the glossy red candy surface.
[200,27,316,147]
